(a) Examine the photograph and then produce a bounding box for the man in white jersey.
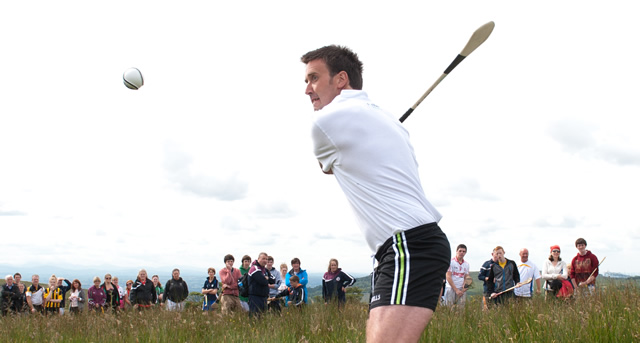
[514,248,541,298]
[444,244,470,306]
[302,45,450,343]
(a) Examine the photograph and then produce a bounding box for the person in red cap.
[541,245,570,297]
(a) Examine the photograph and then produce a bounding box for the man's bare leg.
[367,305,433,343]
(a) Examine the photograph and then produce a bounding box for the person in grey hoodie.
[266,256,282,312]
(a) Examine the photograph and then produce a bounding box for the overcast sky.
[2,1,639,276]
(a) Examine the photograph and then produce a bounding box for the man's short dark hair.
[456,244,467,252]
[224,254,235,263]
[291,257,301,265]
[575,238,587,246]
[267,256,274,262]
[242,255,251,263]
[301,45,364,90]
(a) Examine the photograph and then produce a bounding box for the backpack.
[238,272,249,298]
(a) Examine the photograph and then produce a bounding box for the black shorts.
[369,223,450,311]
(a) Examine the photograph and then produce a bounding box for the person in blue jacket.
[285,257,308,304]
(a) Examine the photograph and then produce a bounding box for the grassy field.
[1,279,639,342]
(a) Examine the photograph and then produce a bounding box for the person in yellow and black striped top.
[43,275,63,315]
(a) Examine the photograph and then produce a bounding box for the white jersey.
[446,257,470,289]
[312,90,441,252]
[515,261,541,297]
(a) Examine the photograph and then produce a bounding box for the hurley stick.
[494,277,533,297]
[399,21,495,123]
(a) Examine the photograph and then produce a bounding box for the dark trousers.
[248,295,267,317]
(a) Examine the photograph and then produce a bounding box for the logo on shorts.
[371,294,380,302]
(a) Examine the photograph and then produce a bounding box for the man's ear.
[336,71,351,90]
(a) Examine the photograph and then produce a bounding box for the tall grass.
[1,281,638,342]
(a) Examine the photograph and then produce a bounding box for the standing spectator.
[285,258,309,304]
[488,246,520,304]
[87,276,106,312]
[112,277,126,309]
[16,283,29,314]
[13,273,27,314]
[56,277,71,315]
[130,269,156,310]
[1,275,21,316]
[479,249,497,305]
[248,252,270,317]
[444,244,470,306]
[219,254,243,315]
[124,280,133,310]
[152,275,164,305]
[542,245,571,298]
[278,264,288,291]
[239,255,251,312]
[68,279,84,314]
[102,274,120,312]
[164,268,189,312]
[515,248,542,299]
[266,256,283,312]
[322,258,356,306]
[26,274,45,314]
[571,238,599,293]
[202,268,219,312]
[44,275,63,315]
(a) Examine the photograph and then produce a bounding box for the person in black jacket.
[1,275,21,316]
[164,268,189,312]
[248,252,270,317]
[322,258,356,306]
[271,275,305,308]
[488,246,520,305]
[130,269,157,309]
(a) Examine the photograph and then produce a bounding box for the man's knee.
[367,305,433,343]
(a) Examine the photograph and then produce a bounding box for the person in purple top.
[87,276,106,312]
[322,258,356,307]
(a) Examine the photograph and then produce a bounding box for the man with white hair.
[514,248,542,298]
[1,275,21,315]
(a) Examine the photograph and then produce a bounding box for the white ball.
[123,67,144,90]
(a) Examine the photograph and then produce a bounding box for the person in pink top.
[219,254,242,315]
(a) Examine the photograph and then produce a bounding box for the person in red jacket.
[570,238,599,293]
